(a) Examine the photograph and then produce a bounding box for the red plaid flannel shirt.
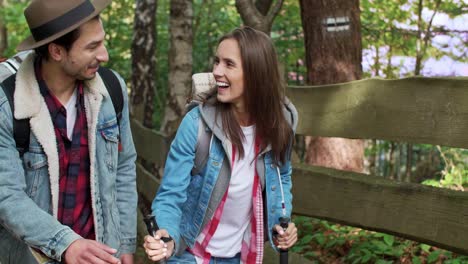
[35,59,95,239]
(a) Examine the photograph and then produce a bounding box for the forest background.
[1,0,467,263]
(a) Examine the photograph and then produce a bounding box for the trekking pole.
[144,215,173,264]
[279,216,290,264]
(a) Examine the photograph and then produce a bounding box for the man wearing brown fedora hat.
[0,0,137,263]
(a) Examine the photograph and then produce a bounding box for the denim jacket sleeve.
[0,88,81,261]
[113,72,138,254]
[279,125,295,220]
[268,143,294,251]
[151,108,199,252]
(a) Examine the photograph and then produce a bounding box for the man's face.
[61,18,109,81]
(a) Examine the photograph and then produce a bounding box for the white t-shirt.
[64,88,77,140]
[202,125,256,258]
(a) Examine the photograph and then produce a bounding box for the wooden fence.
[131,76,468,260]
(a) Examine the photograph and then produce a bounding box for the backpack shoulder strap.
[191,115,211,176]
[1,74,30,155]
[98,67,123,122]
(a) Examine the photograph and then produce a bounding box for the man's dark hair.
[34,15,100,60]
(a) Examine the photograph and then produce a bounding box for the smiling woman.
[144,27,300,264]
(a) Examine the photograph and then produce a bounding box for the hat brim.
[17,0,112,51]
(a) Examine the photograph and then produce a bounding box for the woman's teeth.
[216,81,229,88]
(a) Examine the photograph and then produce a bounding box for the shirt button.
[51,249,56,256]
[212,161,219,166]
[271,185,276,191]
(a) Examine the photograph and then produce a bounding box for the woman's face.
[213,38,245,111]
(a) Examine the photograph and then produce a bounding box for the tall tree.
[235,0,284,34]
[159,0,193,136]
[131,0,158,128]
[299,0,364,172]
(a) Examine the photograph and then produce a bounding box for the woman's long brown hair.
[213,27,293,164]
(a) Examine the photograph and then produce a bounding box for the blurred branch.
[362,24,468,37]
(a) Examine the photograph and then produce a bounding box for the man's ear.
[48,43,65,61]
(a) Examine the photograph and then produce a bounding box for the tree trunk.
[235,0,284,35]
[300,0,364,173]
[255,0,273,15]
[159,0,193,136]
[131,0,157,128]
[0,0,7,57]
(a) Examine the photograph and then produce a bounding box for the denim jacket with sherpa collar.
[152,99,298,256]
[0,53,137,263]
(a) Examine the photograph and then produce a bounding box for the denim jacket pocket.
[98,121,120,172]
[22,152,48,198]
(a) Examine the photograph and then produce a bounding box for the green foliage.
[293,216,468,263]
[101,0,135,81]
[1,2,28,57]
[422,146,468,190]
[271,0,306,85]
[361,0,466,77]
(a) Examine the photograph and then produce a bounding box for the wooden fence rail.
[131,76,468,257]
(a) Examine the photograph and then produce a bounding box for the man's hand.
[120,253,134,264]
[143,229,175,262]
[273,222,298,250]
[64,239,121,264]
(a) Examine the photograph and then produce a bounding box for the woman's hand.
[273,222,298,250]
[143,229,175,262]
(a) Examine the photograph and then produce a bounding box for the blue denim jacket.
[0,54,137,263]
[152,100,298,256]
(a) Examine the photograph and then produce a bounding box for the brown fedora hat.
[17,0,112,51]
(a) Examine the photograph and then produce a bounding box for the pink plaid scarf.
[190,141,264,264]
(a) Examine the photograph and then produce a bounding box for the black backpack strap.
[97,67,123,124]
[1,74,30,156]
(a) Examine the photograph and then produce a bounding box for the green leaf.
[427,250,441,263]
[301,234,314,244]
[371,240,390,252]
[383,234,394,246]
[420,244,431,253]
[314,233,326,246]
[375,260,393,264]
[412,256,422,264]
[362,253,373,263]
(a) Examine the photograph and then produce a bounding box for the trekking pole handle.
[279,216,290,264]
[144,215,172,264]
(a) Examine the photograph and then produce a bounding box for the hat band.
[30,1,95,42]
